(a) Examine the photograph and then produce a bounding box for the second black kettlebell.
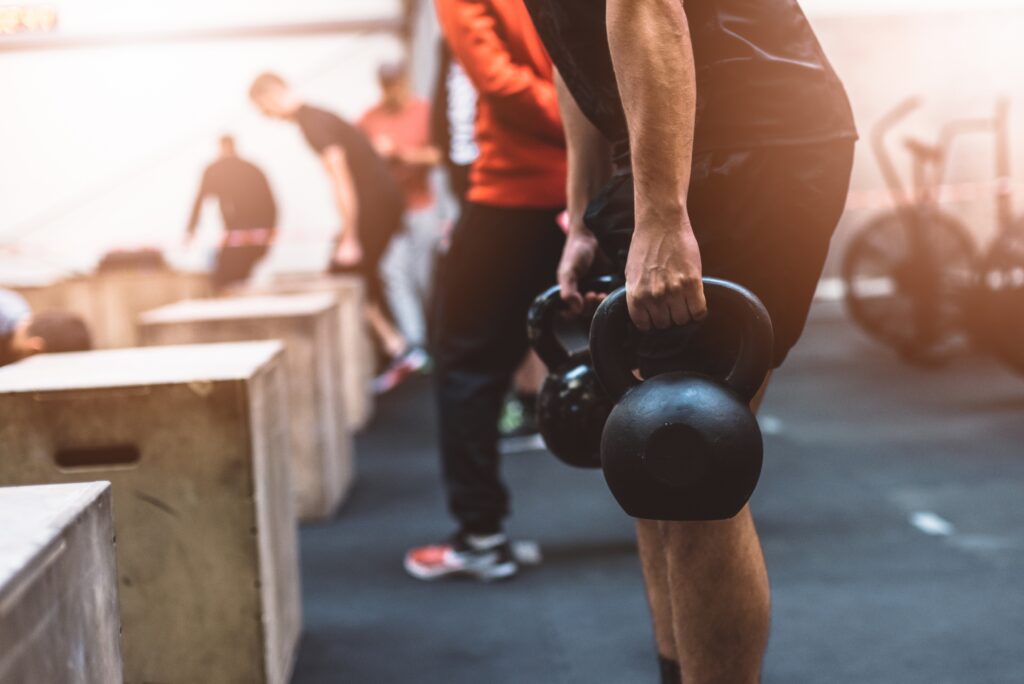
[528,275,622,468]
[589,279,774,521]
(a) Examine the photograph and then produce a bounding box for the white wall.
[0,2,404,281]
[810,7,1024,273]
[5,2,1024,280]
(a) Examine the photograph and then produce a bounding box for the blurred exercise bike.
[842,97,1024,373]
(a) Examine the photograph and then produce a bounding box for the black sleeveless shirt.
[523,0,857,156]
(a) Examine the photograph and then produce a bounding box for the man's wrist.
[635,199,692,235]
[567,218,597,240]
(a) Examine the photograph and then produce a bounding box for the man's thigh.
[690,140,855,367]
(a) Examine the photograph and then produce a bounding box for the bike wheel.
[842,209,977,361]
[976,221,1024,376]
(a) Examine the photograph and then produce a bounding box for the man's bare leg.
[366,303,407,359]
[637,519,678,660]
[637,518,680,682]
[636,377,773,683]
[660,507,770,684]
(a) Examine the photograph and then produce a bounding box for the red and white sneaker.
[373,347,430,395]
[404,533,518,582]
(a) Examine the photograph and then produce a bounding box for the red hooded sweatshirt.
[436,0,567,209]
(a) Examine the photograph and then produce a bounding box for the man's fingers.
[648,300,674,330]
[626,293,653,332]
[687,282,709,321]
[628,278,708,330]
[582,292,606,316]
[667,293,692,328]
[558,265,584,314]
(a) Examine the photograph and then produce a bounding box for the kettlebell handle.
[527,275,623,370]
[589,278,774,403]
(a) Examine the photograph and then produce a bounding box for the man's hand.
[373,135,397,159]
[625,212,706,331]
[333,237,364,268]
[558,228,601,314]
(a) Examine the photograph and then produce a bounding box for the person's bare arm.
[555,71,613,312]
[185,169,211,238]
[321,146,359,241]
[321,145,362,264]
[607,0,705,331]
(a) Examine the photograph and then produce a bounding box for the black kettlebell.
[589,279,774,521]
[527,275,623,468]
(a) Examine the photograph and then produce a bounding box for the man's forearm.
[322,148,360,244]
[556,71,612,235]
[334,182,359,243]
[186,190,205,235]
[605,0,705,329]
[554,70,611,308]
[606,0,696,233]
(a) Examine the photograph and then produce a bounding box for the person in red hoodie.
[404,0,567,581]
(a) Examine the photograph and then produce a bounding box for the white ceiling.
[803,0,1024,15]
[41,0,402,35]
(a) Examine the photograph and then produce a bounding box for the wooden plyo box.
[260,273,374,432]
[0,343,301,684]
[16,271,211,349]
[138,294,353,520]
[0,482,123,684]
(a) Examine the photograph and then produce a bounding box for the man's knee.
[654,505,760,557]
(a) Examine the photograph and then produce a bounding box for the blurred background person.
[360,60,442,357]
[430,37,542,440]
[0,288,91,367]
[248,72,424,392]
[403,0,567,582]
[185,135,278,293]
[431,41,479,204]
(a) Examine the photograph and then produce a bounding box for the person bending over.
[0,289,92,367]
[186,135,278,293]
[249,73,425,391]
[522,0,856,681]
[402,0,568,582]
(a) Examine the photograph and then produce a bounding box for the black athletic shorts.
[585,139,855,369]
[212,244,269,292]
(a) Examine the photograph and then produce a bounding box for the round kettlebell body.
[537,358,615,469]
[589,279,774,521]
[601,373,763,521]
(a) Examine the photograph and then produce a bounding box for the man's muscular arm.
[607,0,706,330]
[555,71,612,312]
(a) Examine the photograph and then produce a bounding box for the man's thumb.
[558,269,583,313]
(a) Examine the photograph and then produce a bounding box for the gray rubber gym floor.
[292,303,1024,683]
